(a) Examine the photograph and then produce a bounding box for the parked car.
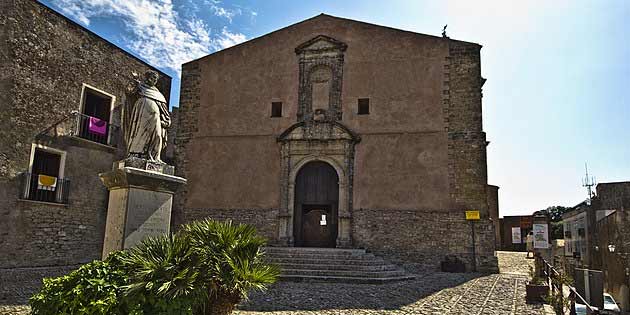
[602,293,620,314]
[575,303,598,315]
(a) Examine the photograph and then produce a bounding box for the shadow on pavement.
[238,272,483,312]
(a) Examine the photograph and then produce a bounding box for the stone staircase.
[263,247,414,284]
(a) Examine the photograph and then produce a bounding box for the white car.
[602,293,620,314]
[574,303,597,315]
[575,303,586,315]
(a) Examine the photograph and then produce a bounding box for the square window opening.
[79,87,112,144]
[358,98,370,115]
[22,148,68,203]
[271,102,283,118]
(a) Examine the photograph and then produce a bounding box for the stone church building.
[175,14,498,272]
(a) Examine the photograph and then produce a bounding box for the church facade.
[175,14,498,272]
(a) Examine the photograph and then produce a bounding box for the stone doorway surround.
[277,122,359,248]
[276,34,359,248]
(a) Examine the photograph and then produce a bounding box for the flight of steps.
[263,247,414,284]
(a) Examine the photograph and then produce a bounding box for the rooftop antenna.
[582,162,596,205]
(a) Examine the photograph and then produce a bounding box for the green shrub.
[29,219,278,315]
[29,252,135,315]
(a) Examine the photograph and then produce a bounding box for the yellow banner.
[465,210,480,220]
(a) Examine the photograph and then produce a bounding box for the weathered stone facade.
[175,14,497,272]
[0,0,171,268]
[487,185,500,248]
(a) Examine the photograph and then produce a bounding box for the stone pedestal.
[99,159,186,259]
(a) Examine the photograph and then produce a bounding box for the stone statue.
[123,70,170,163]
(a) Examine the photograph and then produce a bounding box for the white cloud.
[203,0,242,23]
[53,0,247,73]
[217,27,247,49]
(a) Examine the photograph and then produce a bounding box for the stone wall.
[487,185,500,248]
[0,0,171,268]
[596,211,630,311]
[352,208,496,272]
[596,182,630,210]
[181,208,280,244]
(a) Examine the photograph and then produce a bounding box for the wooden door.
[294,161,338,247]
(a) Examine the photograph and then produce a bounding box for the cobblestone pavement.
[0,251,544,315]
[235,251,543,315]
[496,251,535,276]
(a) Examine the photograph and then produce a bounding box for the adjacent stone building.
[0,0,171,268]
[175,14,497,272]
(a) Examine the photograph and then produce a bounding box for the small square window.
[358,98,369,115]
[271,102,282,118]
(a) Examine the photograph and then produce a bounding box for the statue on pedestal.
[123,70,170,163]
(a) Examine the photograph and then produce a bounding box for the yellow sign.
[465,210,480,220]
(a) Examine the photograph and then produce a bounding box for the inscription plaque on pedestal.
[99,161,186,258]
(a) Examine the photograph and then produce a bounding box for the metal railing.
[537,254,600,314]
[18,172,70,204]
[37,111,119,147]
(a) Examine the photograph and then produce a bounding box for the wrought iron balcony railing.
[38,111,120,147]
[19,172,70,204]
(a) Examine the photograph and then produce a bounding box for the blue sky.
[40,0,630,216]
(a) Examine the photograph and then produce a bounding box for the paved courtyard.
[0,251,547,315]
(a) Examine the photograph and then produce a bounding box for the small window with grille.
[271,102,282,118]
[358,98,369,115]
[20,146,69,204]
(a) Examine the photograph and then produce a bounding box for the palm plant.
[120,234,204,314]
[182,219,280,315]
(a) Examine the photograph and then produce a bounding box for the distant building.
[499,215,533,251]
[591,182,630,311]
[0,0,171,268]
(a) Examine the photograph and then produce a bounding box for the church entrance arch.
[293,161,339,247]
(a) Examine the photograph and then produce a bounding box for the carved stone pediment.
[278,121,360,143]
[295,35,347,55]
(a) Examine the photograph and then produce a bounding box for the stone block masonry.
[0,0,171,268]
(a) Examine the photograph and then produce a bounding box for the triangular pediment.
[278,121,359,142]
[295,35,347,54]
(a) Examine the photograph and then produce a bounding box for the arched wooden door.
[293,161,339,247]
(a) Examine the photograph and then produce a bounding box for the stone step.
[265,253,379,260]
[262,247,413,284]
[266,257,386,266]
[263,247,366,255]
[275,263,398,271]
[280,268,406,278]
[278,274,415,284]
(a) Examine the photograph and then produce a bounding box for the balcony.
[38,111,119,147]
[18,172,70,204]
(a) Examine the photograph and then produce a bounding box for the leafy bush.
[29,252,135,315]
[29,219,278,315]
